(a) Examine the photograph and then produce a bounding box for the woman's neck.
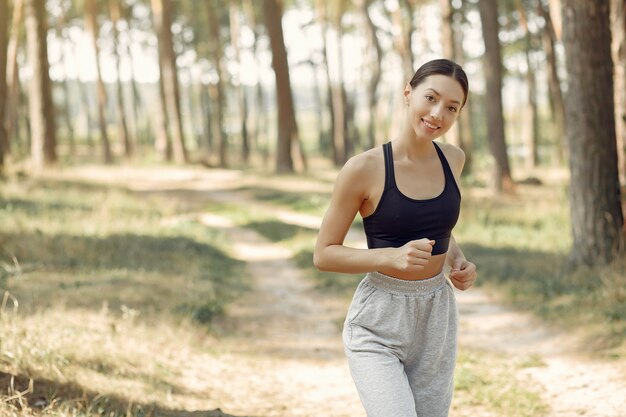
[395,125,436,161]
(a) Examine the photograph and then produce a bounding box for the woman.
[313,59,477,417]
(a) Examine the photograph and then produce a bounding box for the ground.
[4,165,626,417]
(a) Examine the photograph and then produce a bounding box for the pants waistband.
[365,270,447,295]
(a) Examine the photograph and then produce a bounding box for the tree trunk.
[358,0,382,150]
[5,0,24,154]
[537,1,566,165]
[121,3,142,147]
[478,0,514,192]
[439,0,461,148]
[206,0,227,167]
[85,0,113,163]
[611,0,626,185]
[387,0,415,143]
[562,0,624,266]
[109,0,132,158]
[315,0,336,160]
[391,0,414,82]
[516,0,538,169]
[329,25,347,166]
[25,0,56,168]
[152,0,186,163]
[263,0,300,173]
[230,3,250,164]
[0,0,8,172]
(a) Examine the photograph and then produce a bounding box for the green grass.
[454,349,549,417]
[0,177,246,324]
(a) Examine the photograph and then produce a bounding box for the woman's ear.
[403,83,412,105]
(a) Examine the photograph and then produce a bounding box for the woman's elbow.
[313,248,328,271]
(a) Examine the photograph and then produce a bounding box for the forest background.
[0,0,625,416]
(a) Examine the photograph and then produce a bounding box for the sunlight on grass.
[453,349,549,417]
[0,177,246,322]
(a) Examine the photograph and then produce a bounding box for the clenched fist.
[388,238,435,272]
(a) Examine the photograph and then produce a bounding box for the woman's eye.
[425,95,435,102]
[449,106,458,113]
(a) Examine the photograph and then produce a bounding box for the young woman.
[313,59,477,417]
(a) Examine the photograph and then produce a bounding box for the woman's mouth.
[421,119,440,131]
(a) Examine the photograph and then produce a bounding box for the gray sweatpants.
[343,271,458,417]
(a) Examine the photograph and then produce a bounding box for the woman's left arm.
[443,142,477,291]
[446,234,477,291]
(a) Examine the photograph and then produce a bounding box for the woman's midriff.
[377,252,447,281]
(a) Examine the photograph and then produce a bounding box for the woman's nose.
[431,104,443,120]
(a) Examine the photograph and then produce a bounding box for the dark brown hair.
[409,59,469,108]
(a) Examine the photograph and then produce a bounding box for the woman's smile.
[421,118,441,132]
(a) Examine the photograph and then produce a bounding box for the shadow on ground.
[0,371,255,417]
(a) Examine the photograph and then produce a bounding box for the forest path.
[52,165,626,417]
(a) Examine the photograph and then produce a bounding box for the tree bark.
[230,3,250,164]
[25,0,56,168]
[537,1,566,165]
[358,0,382,150]
[206,0,228,167]
[611,0,626,185]
[263,0,302,173]
[516,0,538,169]
[0,0,8,172]
[562,0,624,266]
[109,0,132,158]
[151,0,186,164]
[85,0,113,163]
[439,0,461,148]
[478,0,514,192]
[5,0,24,154]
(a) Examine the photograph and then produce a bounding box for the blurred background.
[0,0,625,416]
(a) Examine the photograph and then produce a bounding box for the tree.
[206,0,228,167]
[561,0,624,266]
[0,0,8,173]
[109,0,132,158]
[262,0,306,172]
[537,0,566,165]
[230,1,250,163]
[612,0,626,184]
[151,0,187,164]
[478,0,514,192]
[516,0,539,169]
[25,0,57,168]
[357,0,382,150]
[439,0,463,150]
[85,0,113,163]
[5,0,24,154]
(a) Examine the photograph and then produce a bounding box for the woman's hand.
[388,238,435,272]
[449,259,477,290]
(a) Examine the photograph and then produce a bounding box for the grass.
[0,165,622,416]
[0,174,252,416]
[0,176,246,323]
[453,349,549,417]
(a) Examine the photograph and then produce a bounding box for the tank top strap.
[382,142,396,189]
[433,142,456,183]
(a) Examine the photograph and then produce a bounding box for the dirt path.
[50,166,626,417]
[457,290,626,417]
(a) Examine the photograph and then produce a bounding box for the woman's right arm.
[313,155,433,274]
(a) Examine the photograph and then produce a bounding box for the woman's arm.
[446,234,477,290]
[441,142,477,290]
[313,154,434,274]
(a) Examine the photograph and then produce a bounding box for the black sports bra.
[362,141,461,255]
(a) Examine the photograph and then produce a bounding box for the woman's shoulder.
[341,145,385,176]
[436,141,465,175]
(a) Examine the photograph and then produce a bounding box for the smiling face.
[403,74,465,140]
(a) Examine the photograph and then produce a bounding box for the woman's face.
[403,74,465,139]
